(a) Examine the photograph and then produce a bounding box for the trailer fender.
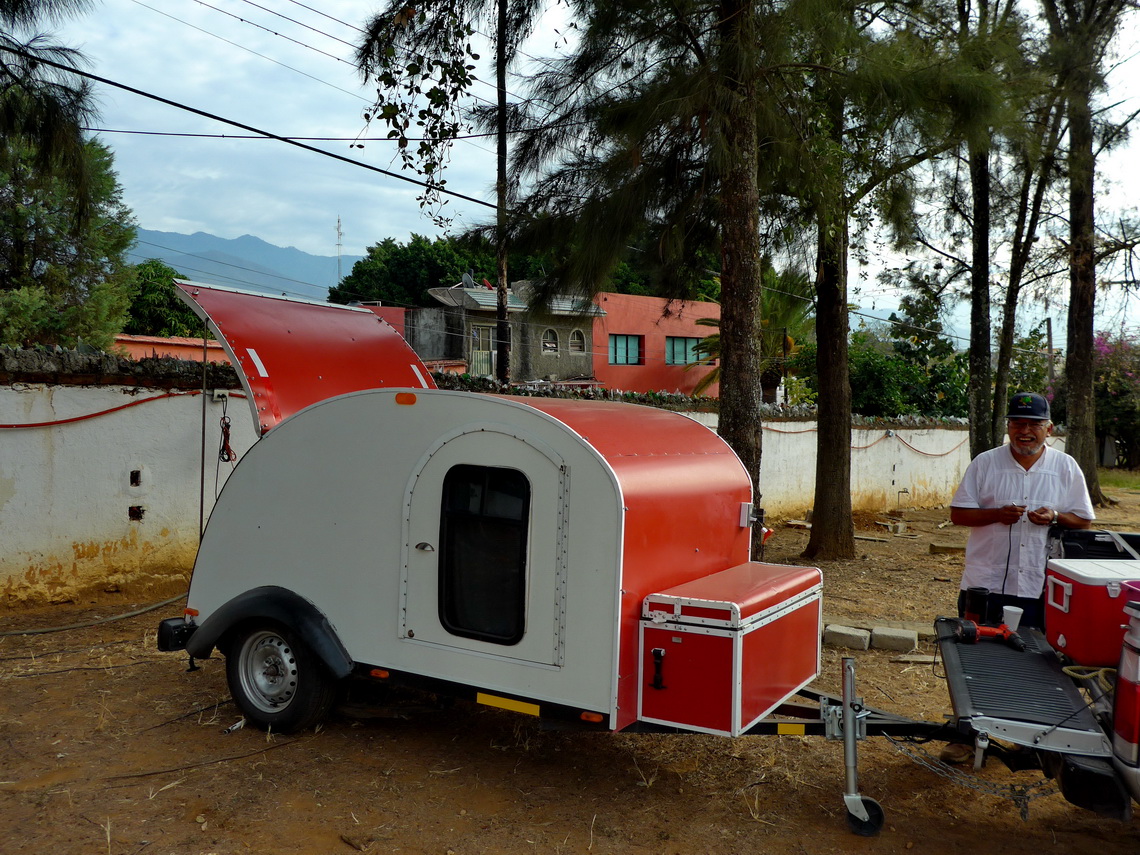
[186,586,354,679]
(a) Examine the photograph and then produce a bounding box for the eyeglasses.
[1008,419,1048,431]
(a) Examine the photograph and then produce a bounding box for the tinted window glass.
[439,465,529,644]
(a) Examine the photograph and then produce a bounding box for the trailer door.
[401,427,568,666]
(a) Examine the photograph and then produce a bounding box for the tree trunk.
[991,100,1063,440]
[494,0,511,383]
[715,0,766,557]
[803,209,855,560]
[1064,70,1107,503]
[967,143,994,457]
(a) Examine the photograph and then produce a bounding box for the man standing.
[950,392,1094,629]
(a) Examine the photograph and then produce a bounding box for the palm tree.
[1,1,96,197]
[690,266,816,402]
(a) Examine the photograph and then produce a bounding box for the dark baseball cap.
[1007,392,1051,421]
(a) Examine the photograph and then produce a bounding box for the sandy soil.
[2,492,1140,854]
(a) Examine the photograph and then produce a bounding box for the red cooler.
[1045,558,1140,666]
[638,562,822,736]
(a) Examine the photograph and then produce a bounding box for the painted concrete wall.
[0,384,257,605]
[591,294,721,395]
[681,413,1073,518]
[3,382,1043,605]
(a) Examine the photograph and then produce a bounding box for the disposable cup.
[1002,605,1023,632]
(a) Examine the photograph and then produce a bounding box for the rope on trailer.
[882,733,1058,821]
[1062,664,1116,695]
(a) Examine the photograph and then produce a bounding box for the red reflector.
[580,711,604,723]
[1116,677,1140,746]
[370,669,390,680]
[395,392,417,405]
[184,608,199,617]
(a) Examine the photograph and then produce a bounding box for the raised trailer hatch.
[175,281,435,433]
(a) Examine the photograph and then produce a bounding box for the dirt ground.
[3,493,1140,855]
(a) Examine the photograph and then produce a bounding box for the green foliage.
[1,2,97,209]
[122,259,203,338]
[790,324,969,419]
[329,233,550,307]
[1093,331,1140,469]
[331,234,478,307]
[1007,321,1052,395]
[355,2,479,226]
[0,135,136,349]
[689,262,816,398]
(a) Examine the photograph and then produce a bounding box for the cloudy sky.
[41,1,1140,338]
[52,0,518,258]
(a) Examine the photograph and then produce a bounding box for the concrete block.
[824,624,871,650]
[871,626,918,653]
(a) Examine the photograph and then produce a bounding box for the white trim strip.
[246,347,269,378]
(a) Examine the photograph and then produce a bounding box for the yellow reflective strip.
[777,723,806,735]
[476,692,540,716]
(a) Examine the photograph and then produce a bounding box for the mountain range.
[130,229,365,302]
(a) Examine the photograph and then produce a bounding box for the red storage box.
[1046,558,1140,666]
[638,562,822,736]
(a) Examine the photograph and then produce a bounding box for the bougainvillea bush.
[1094,331,1140,469]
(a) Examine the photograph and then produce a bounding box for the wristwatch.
[1051,509,1059,525]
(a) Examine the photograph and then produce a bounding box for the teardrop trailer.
[156,282,1140,834]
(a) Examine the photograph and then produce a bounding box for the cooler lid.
[1046,558,1140,585]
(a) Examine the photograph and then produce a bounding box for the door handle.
[415,542,435,552]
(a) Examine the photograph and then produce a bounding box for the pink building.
[115,334,231,363]
[591,293,720,396]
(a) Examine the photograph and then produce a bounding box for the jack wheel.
[845,796,884,836]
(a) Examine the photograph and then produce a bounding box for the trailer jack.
[825,657,885,836]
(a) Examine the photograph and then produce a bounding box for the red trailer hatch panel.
[175,281,434,433]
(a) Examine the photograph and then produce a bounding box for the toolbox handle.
[1047,575,1072,614]
[650,648,666,690]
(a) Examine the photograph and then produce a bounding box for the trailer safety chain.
[882,733,1058,820]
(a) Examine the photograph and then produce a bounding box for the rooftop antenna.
[336,216,343,284]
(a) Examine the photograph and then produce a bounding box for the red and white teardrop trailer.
[157,283,822,732]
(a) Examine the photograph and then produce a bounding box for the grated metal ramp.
[936,618,1109,755]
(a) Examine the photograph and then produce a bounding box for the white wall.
[682,413,1065,518]
[0,384,256,605]
[1,384,1050,604]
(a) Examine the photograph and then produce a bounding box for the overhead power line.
[7,46,497,212]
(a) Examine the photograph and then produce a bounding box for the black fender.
[186,586,354,679]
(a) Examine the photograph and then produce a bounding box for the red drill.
[951,618,1027,652]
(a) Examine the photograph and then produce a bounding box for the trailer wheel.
[225,623,336,732]
[845,796,884,836]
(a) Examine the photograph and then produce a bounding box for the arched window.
[542,329,559,353]
[569,329,586,353]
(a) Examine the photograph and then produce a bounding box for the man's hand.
[951,504,1027,526]
[1027,506,1056,526]
[996,504,1028,525]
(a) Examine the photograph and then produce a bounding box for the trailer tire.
[225,622,336,733]
[845,796,884,836]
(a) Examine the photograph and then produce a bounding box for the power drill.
[950,618,1027,652]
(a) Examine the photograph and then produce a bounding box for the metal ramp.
[936,618,1112,758]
